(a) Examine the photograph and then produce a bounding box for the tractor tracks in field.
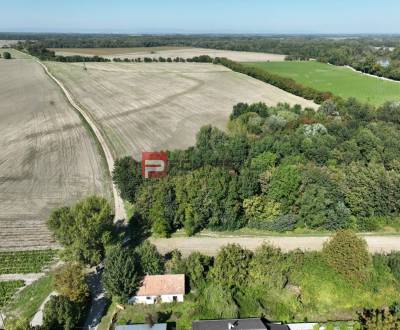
[37,61,126,222]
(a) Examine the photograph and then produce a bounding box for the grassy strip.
[214,57,334,105]
[0,250,57,275]
[0,281,24,308]
[4,274,53,320]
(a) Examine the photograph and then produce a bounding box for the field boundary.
[37,60,126,222]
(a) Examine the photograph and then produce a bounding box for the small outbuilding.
[129,274,185,305]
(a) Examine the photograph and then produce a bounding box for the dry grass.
[0,59,110,250]
[46,61,316,160]
[51,47,286,62]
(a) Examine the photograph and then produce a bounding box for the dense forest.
[114,99,400,237]
[6,34,400,80]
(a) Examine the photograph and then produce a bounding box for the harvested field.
[51,47,286,62]
[0,48,31,59]
[46,62,316,159]
[0,59,110,251]
[0,40,20,47]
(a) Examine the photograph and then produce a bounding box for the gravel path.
[38,61,126,222]
[151,235,400,256]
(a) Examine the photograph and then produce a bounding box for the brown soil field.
[51,47,286,62]
[50,46,189,56]
[151,235,400,256]
[46,62,316,160]
[0,59,110,251]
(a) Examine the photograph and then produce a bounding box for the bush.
[388,252,400,281]
[3,52,11,59]
[42,295,85,330]
[322,230,371,282]
[54,263,89,303]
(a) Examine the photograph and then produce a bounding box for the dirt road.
[151,235,400,256]
[38,61,126,222]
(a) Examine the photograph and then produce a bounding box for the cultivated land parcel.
[245,61,400,106]
[46,61,316,159]
[0,56,109,250]
[51,46,287,62]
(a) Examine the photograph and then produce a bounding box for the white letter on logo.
[144,159,165,178]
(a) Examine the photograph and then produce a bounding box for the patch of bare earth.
[46,62,316,160]
[0,59,110,250]
[52,47,286,62]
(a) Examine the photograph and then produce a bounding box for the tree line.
[113,99,400,238]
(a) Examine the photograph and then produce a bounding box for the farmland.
[0,58,110,250]
[0,250,57,275]
[245,61,400,105]
[51,46,287,62]
[45,61,316,159]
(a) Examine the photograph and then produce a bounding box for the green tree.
[211,244,253,289]
[135,241,164,275]
[42,296,84,330]
[249,243,289,289]
[54,263,90,304]
[102,246,142,302]
[265,164,301,211]
[322,230,371,282]
[184,252,212,290]
[243,195,281,229]
[47,196,113,265]
[2,52,11,59]
[113,157,143,203]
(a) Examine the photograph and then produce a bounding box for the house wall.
[129,294,184,305]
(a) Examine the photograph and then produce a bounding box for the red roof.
[136,274,185,296]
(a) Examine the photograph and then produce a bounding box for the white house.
[129,274,185,305]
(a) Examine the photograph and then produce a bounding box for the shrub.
[42,295,85,330]
[322,230,371,282]
[388,252,400,281]
[3,52,11,59]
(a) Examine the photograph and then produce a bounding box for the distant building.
[129,274,185,305]
[115,324,167,330]
[192,318,319,330]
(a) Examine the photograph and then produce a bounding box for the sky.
[1,0,400,34]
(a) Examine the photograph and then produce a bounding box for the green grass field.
[245,61,400,106]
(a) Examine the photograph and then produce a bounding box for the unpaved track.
[151,235,400,256]
[0,59,108,250]
[46,62,316,160]
[39,62,126,222]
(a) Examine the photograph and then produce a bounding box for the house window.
[146,297,151,300]
[173,296,178,302]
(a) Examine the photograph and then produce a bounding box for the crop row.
[0,280,24,308]
[0,250,57,275]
